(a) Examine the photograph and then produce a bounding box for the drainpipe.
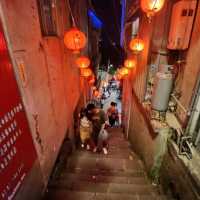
[171,94,188,114]
[126,79,132,139]
[131,17,139,38]
[194,128,200,146]
[187,76,200,136]
[126,97,132,139]
[188,92,200,136]
[171,94,191,129]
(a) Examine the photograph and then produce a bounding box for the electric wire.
[66,0,77,27]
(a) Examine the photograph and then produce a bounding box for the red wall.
[0,21,37,200]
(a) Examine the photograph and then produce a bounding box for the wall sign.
[0,22,37,199]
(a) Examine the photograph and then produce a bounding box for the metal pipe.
[187,75,200,136]
[195,127,200,146]
[131,18,139,38]
[126,95,132,139]
[188,92,200,135]
[171,94,188,114]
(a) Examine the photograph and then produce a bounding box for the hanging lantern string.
[67,0,77,27]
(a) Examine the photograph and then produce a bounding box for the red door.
[0,22,37,199]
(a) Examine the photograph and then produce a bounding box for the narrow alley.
[44,127,167,200]
[0,0,200,200]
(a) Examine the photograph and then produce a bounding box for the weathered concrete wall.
[128,89,155,171]
[0,0,88,199]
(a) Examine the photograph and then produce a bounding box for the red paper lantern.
[119,67,129,76]
[80,68,92,77]
[88,75,95,85]
[129,38,144,52]
[76,56,90,69]
[124,58,137,69]
[141,0,165,18]
[64,28,87,52]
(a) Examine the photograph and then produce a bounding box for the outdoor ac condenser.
[167,0,197,50]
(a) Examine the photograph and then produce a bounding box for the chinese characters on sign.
[0,22,37,200]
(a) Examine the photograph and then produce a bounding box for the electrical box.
[167,0,197,50]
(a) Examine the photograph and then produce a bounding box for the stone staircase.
[44,128,170,200]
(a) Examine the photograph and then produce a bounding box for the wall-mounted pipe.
[186,75,200,137]
[194,127,200,146]
[188,91,200,136]
[131,17,139,38]
[126,95,132,139]
[171,94,188,114]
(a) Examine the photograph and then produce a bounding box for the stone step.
[66,156,144,172]
[75,147,137,158]
[72,148,140,159]
[53,172,149,185]
[108,136,126,141]
[72,149,138,160]
[76,144,132,153]
[62,168,146,178]
[44,191,170,200]
[108,136,126,142]
[107,133,127,138]
[43,127,169,200]
[108,145,132,152]
[108,132,126,138]
[107,128,124,133]
[48,181,159,195]
[108,141,131,148]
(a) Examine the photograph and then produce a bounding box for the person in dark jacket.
[87,103,107,152]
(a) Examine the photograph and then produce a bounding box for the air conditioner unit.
[167,0,197,50]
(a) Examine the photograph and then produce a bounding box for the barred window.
[37,0,57,36]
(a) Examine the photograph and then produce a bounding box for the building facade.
[122,0,200,199]
[0,0,96,199]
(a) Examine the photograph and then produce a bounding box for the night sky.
[91,0,125,69]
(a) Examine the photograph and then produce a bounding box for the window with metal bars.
[37,0,58,36]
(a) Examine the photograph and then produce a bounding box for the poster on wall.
[0,22,37,199]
